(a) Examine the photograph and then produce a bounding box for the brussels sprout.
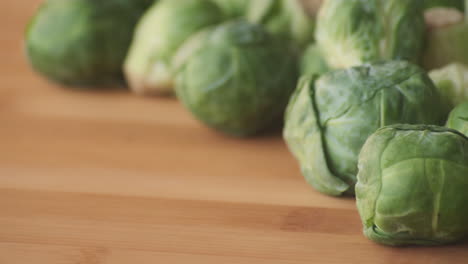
[175,20,298,137]
[284,61,447,196]
[423,8,468,70]
[356,124,468,246]
[247,0,314,48]
[300,44,329,76]
[424,0,464,11]
[25,0,153,86]
[315,0,425,69]
[446,102,468,135]
[212,0,248,17]
[124,0,224,95]
[429,63,468,108]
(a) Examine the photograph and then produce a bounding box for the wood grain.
[1,1,468,263]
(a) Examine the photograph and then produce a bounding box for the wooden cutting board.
[1,1,467,263]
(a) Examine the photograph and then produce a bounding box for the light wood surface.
[2,1,468,263]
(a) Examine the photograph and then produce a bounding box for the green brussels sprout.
[423,8,468,70]
[356,124,468,246]
[284,61,447,196]
[429,63,468,108]
[300,44,329,76]
[175,20,298,137]
[446,102,468,135]
[247,0,314,48]
[212,0,248,17]
[25,0,153,86]
[124,0,224,96]
[315,0,425,69]
[424,0,464,11]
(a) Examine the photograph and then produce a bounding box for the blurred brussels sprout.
[315,0,425,69]
[25,0,153,86]
[356,124,468,246]
[423,8,468,69]
[424,0,464,11]
[447,102,468,135]
[429,63,468,107]
[284,61,447,196]
[300,44,329,76]
[175,20,298,137]
[247,0,314,48]
[212,0,248,17]
[124,0,224,96]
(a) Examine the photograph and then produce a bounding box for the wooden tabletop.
[2,1,468,263]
